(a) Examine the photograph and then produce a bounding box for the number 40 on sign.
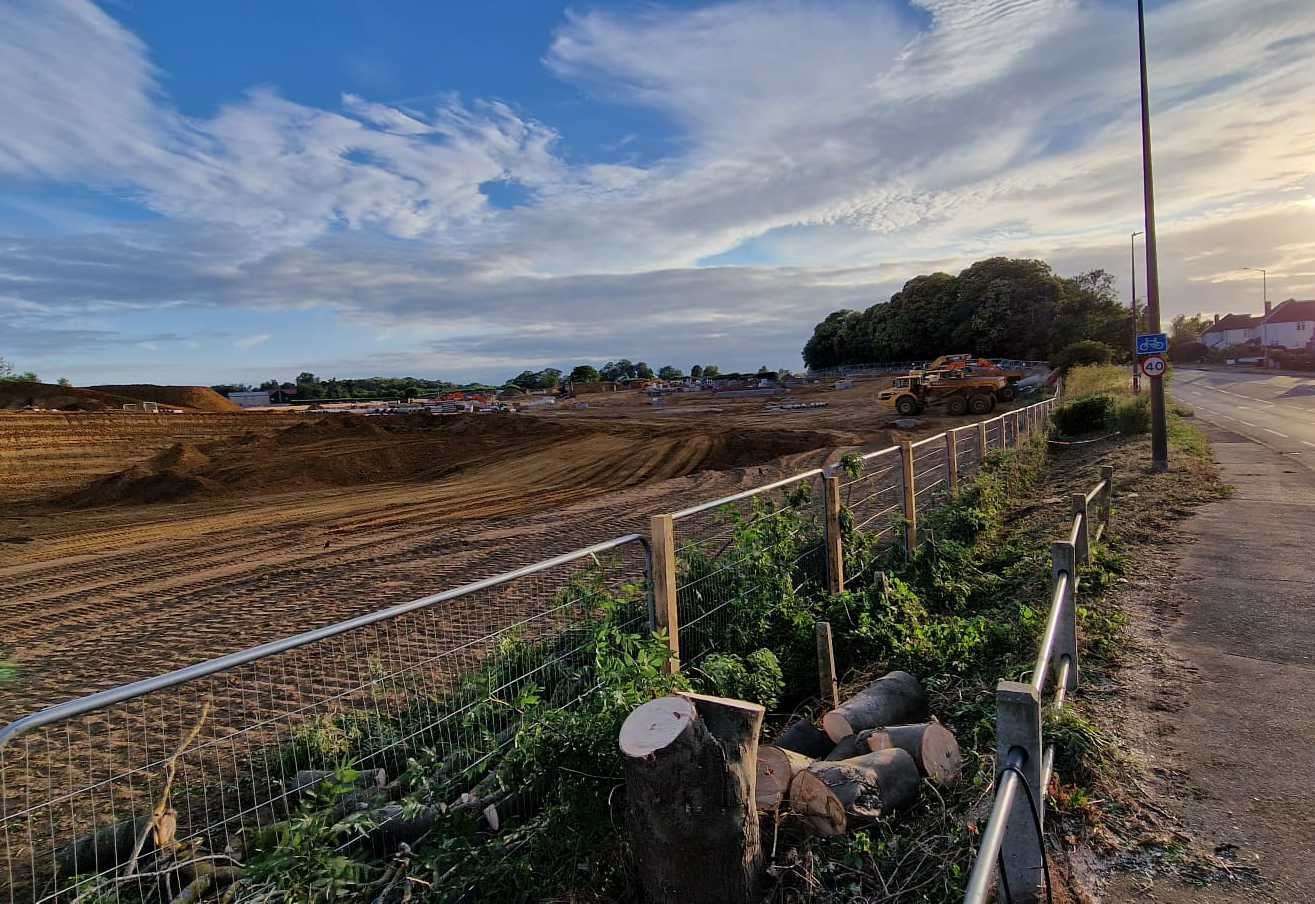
[1141,355,1166,378]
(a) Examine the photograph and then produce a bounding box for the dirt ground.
[0,376,1037,723]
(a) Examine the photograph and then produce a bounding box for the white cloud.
[3,0,1315,379]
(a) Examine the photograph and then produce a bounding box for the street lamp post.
[1243,267,1268,367]
[1131,230,1143,393]
[1137,0,1169,472]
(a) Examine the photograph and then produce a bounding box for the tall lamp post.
[1243,266,1268,367]
[1138,0,1169,471]
[1131,230,1143,393]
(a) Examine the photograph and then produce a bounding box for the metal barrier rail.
[963,465,1115,904]
[0,535,650,902]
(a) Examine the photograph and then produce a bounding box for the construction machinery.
[877,371,1006,417]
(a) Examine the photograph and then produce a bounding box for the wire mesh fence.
[670,471,826,664]
[953,426,983,483]
[0,535,649,903]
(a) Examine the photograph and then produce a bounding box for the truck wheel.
[896,396,920,416]
[968,393,993,415]
[996,385,1017,402]
[947,395,969,416]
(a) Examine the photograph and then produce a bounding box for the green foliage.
[657,365,683,380]
[509,368,563,391]
[1054,395,1115,435]
[1113,393,1151,435]
[802,258,1131,368]
[568,364,600,384]
[243,768,380,900]
[1052,339,1115,371]
[0,355,39,383]
[695,649,784,708]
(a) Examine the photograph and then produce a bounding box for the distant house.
[1201,313,1262,349]
[1260,299,1315,350]
[228,390,272,408]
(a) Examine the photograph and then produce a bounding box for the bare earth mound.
[89,384,241,412]
[61,414,839,508]
[0,383,137,412]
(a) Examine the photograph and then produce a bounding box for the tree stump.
[756,747,814,811]
[863,722,962,785]
[774,718,834,758]
[789,748,921,835]
[822,671,927,741]
[620,692,766,904]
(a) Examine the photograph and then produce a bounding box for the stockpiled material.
[774,718,834,757]
[789,748,921,836]
[620,693,765,904]
[821,671,928,741]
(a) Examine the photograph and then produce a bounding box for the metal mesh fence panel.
[670,471,826,665]
[953,426,983,483]
[911,435,951,516]
[839,447,905,582]
[0,536,649,903]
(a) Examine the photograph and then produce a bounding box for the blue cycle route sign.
[1136,332,1169,356]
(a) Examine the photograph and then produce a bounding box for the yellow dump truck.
[878,372,1005,416]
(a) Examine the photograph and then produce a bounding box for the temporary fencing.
[0,395,1058,902]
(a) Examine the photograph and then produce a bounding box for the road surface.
[1173,368,1315,465]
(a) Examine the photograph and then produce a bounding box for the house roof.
[1202,313,1262,334]
[1265,299,1315,324]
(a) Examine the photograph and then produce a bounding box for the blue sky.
[3,0,1315,386]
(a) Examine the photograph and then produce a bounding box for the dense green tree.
[702,364,721,378]
[690,364,704,379]
[57,377,72,387]
[802,257,1135,369]
[658,365,683,380]
[569,365,601,384]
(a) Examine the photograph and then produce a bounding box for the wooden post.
[1070,493,1089,566]
[977,421,989,462]
[822,474,844,594]
[945,430,959,495]
[1100,465,1115,536]
[816,621,839,709]
[649,514,681,673]
[900,442,917,553]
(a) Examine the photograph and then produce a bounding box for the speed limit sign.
[1141,355,1166,378]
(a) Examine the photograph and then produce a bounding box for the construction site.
[0,367,1047,725]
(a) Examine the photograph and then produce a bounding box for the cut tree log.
[823,734,869,761]
[755,747,813,811]
[862,722,962,786]
[620,692,765,904]
[821,671,927,742]
[774,718,834,758]
[788,748,921,835]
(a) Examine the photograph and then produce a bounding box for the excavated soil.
[88,384,241,412]
[58,414,840,508]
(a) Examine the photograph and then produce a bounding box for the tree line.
[802,257,1134,370]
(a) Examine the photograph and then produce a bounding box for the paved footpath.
[1134,425,1315,902]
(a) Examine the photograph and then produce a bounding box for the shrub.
[1053,395,1113,435]
[695,649,785,708]
[1051,340,1115,372]
[1113,394,1150,434]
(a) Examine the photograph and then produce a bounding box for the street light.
[1131,230,1143,393]
[1242,266,1268,366]
[1137,0,1169,472]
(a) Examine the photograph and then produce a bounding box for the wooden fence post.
[1070,494,1089,566]
[901,442,917,553]
[823,474,845,595]
[945,430,959,496]
[816,621,840,709]
[649,514,681,674]
[1100,465,1115,537]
